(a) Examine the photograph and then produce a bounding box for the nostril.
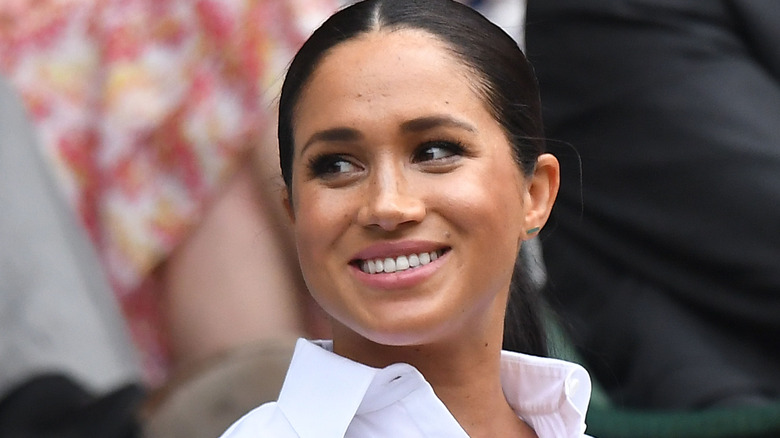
[359,197,426,231]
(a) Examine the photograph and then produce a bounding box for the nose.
[357,163,426,231]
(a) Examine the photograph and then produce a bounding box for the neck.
[420,343,536,438]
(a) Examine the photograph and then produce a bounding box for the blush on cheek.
[436,182,497,223]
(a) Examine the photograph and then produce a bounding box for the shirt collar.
[277,339,590,438]
[276,339,377,437]
[501,350,592,437]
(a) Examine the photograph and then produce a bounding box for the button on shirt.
[220,338,592,437]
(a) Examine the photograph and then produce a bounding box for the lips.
[357,249,445,274]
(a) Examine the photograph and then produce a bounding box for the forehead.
[294,28,489,130]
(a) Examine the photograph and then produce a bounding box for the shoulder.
[219,402,295,437]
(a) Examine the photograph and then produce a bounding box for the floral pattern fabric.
[0,0,335,383]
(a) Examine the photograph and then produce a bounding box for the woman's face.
[287,29,550,350]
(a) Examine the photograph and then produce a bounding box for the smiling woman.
[220,1,592,437]
[290,27,542,356]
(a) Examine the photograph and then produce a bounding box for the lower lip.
[350,251,448,290]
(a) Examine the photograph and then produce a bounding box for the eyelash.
[306,154,358,179]
[305,139,469,179]
[412,140,467,163]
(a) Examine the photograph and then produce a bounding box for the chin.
[352,318,453,348]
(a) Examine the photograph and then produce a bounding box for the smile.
[356,249,447,274]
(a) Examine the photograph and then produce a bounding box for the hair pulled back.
[278,0,549,356]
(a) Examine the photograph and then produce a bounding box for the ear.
[282,188,295,223]
[522,153,560,240]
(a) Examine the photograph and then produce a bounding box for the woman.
[222,0,591,436]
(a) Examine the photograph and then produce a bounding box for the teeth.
[396,255,410,270]
[358,250,443,274]
[384,257,396,273]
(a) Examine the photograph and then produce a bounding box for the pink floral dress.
[0,0,335,383]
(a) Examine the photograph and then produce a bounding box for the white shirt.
[220,338,592,438]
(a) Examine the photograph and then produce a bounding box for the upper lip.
[351,240,449,262]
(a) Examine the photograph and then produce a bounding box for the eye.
[307,154,362,179]
[413,140,466,163]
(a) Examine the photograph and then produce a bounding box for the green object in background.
[586,401,780,438]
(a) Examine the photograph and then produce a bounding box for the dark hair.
[278,0,549,356]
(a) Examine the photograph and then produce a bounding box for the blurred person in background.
[526,0,780,410]
[1,69,146,438]
[1,0,335,436]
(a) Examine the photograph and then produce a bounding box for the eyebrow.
[300,115,477,154]
[301,127,363,153]
[400,115,477,134]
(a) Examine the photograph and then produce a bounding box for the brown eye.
[308,154,362,179]
[413,141,466,163]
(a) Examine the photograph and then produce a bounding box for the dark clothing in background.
[526,0,780,409]
[0,375,143,438]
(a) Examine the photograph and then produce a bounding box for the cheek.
[294,199,333,247]
[449,176,525,286]
[292,200,339,303]
[437,166,526,236]
[291,186,354,262]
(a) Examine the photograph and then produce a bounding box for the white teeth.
[358,250,443,274]
[396,255,410,270]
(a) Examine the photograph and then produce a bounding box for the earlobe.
[523,153,560,239]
